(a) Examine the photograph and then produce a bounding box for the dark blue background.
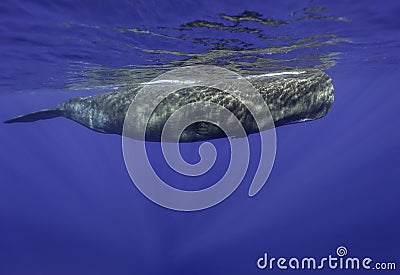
[0,0,399,274]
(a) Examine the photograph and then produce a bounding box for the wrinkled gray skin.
[5,70,334,142]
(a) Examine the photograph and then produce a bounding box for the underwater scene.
[0,0,399,274]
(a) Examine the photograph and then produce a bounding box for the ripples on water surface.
[0,0,358,92]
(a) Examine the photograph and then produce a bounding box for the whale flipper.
[4,109,63,124]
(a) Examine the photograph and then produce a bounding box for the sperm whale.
[4,69,334,142]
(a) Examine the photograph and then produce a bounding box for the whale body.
[4,70,334,142]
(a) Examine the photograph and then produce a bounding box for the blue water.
[1,0,399,274]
